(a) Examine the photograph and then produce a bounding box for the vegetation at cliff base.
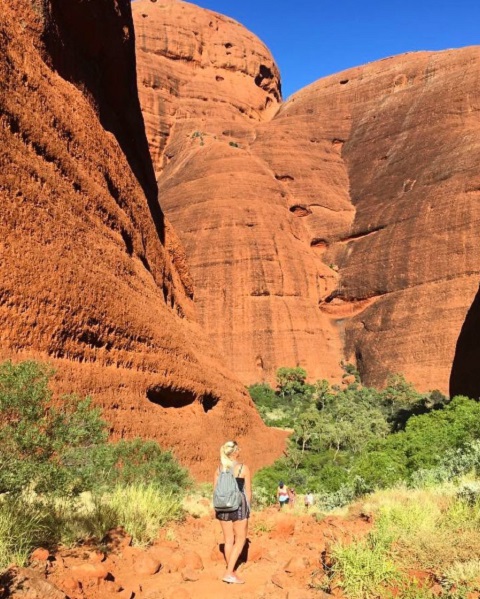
[0,360,189,569]
[250,365,480,507]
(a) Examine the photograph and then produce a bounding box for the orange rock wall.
[134,0,480,395]
[0,0,286,479]
[283,49,480,394]
[133,0,346,387]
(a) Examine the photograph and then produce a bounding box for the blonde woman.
[214,440,251,584]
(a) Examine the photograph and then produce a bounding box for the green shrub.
[84,439,191,493]
[331,530,400,598]
[276,367,308,397]
[53,485,184,547]
[44,493,119,547]
[0,361,106,495]
[251,485,273,510]
[0,360,191,498]
[329,486,480,597]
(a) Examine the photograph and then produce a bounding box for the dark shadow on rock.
[43,0,165,244]
[219,537,250,569]
[450,283,480,399]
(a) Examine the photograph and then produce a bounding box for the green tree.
[0,361,107,494]
[276,367,308,397]
[292,407,322,454]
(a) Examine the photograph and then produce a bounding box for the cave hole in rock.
[290,204,312,217]
[393,74,408,87]
[310,238,328,248]
[340,79,349,84]
[450,283,480,399]
[224,42,233,49]
[324,290,341,304]
[255,64,273,88]
[140,254,151,273]
[104,172,120,202]
[147,386,219,412]
[5,113,20,135]
[275,174,294,182]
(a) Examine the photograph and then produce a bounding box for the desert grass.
[103,484,184,546]
[0,495,51,570]
[329,484,480,598]
[0,483,184,570]
[45,484,184,547]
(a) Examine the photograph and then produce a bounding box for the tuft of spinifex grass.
[104,484,184,546]
[0,496,50,570]
[330,523,401,599]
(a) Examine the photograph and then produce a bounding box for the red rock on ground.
[30,548,50,562]
[134,0,480,395]
[0,0,286,479]
[32,510,364,599]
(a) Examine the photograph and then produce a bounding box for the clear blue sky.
[188,0,479,99]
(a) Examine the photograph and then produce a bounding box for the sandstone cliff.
[0,0,286,478]
[134,0,480,396]
[133,0,345,387]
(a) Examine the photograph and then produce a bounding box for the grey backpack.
[213,465,243,512]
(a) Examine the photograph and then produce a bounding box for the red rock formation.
[0,0,286,479]
[133,0,345,387]
[280,48,480,395]
[134,0,480,395]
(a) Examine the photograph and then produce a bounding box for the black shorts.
[215,492,250,522]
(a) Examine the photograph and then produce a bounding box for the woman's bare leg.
[219,520,234,566]
[225,518,248,578]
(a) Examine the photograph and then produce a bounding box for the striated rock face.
[286,49,480,395]
[133,0,346,386]
[0,0,286,479]
[134,0,480,395]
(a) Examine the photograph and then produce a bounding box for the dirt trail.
[8,507,372,599]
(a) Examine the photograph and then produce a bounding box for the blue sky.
[188,0,479,99]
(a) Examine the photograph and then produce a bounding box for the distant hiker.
[304,491,315,510]
[277,481,290,509]
[213,440,251,585]
[288,486,296,508]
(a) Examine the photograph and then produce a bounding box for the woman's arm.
[243,465,252,505]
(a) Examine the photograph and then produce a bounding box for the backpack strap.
[236,463,244,477]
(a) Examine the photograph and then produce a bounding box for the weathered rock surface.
[13,510,372,599]
[133,0,345,386]
[0,0,286,479]
[134,0,480,394]
[277,48,480,395]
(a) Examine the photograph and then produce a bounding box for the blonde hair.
[220,440,238,469]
